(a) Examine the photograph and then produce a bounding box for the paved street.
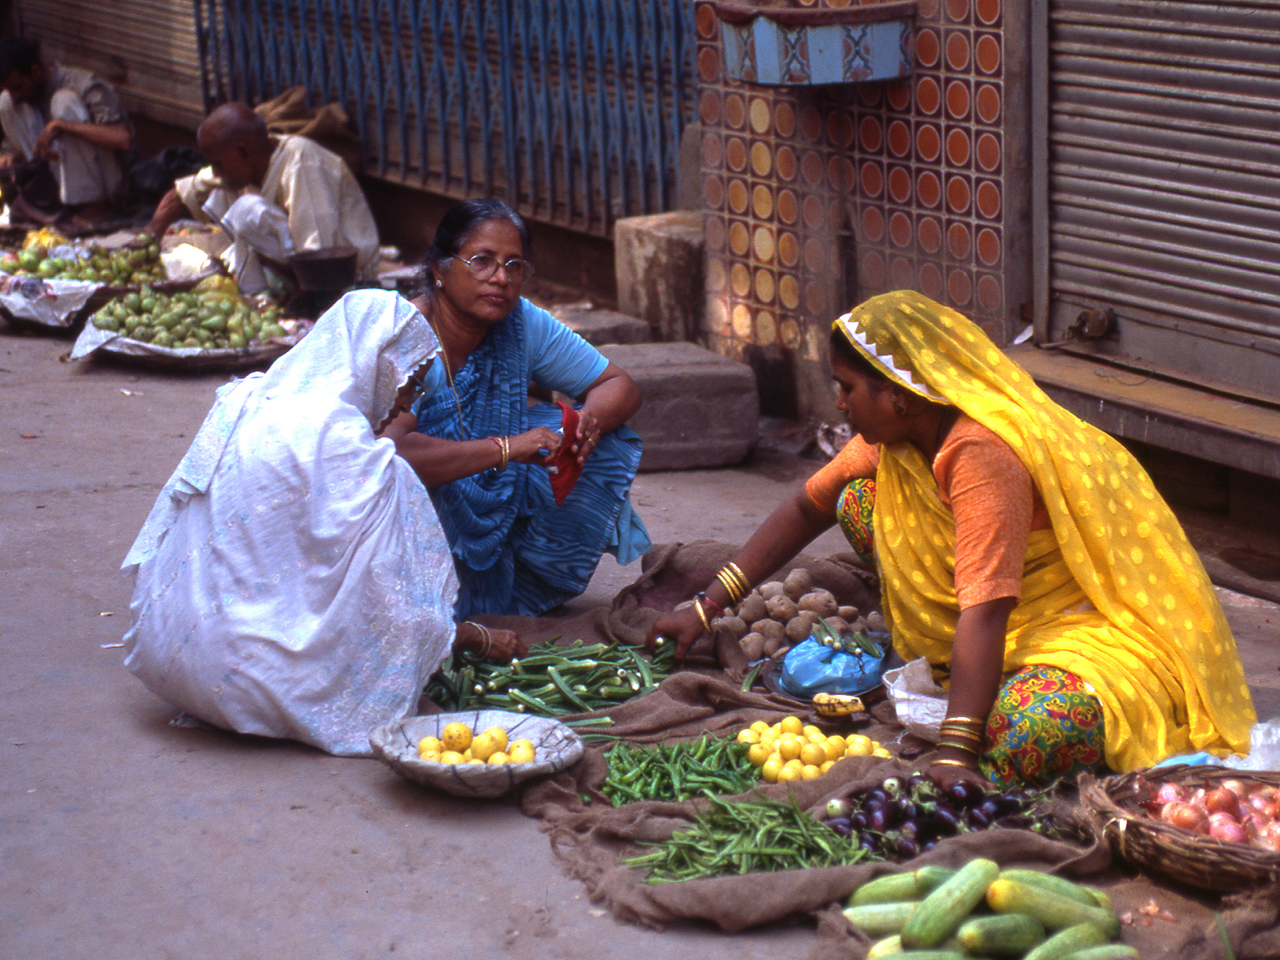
[2,324,1276,959]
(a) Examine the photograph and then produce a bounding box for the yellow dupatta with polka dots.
[834,291,1254,771]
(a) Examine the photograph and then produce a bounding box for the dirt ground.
[2,321,1277,960]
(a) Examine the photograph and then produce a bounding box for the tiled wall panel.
[695,0,1029,418]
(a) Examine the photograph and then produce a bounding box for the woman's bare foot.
[454,621,528,662]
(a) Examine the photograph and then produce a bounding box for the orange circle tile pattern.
[776,145,798,181]
[724,93,746,128]
[916,28,940,68]
[749,97,771,134]
[975,34,1001,74]
[918,170,942,208]
[888,120,911,158]
[976,132,1001,172]
[889,166,912,203]
[862,206,885,243]
[917,124,941,162]
[752,184,774,219]
[751,142,773,176]
[777,188,799,224]
[696,0,1012,393]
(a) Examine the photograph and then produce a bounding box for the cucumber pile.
[845,858,1131,959]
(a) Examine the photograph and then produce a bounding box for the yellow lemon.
[737,728,760,744]
[783,758,804,775]
[418,747,442,762]
[747,741,773,767]
[779,715,804,736]
[417,735,443,754]
[845,735,873,757]
[750,720,770,734]
[440,750,465,764]
[820,760,835,774]
[777,734,804,762]
[482,727,509,753]
[441,722,473,753]
[800,764,822,780]
[470,732,499,762]
[799,742,827,767]
[822,736,846,762]
[776,764,802,783]
[761,757,782,783]
[802,724,824,741]
[487,751,510,765]
[508,739,536,763]
[872,746,892,758]
[460,749,474,763]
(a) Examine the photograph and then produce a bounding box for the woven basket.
[369,710,584,799]
[1079,765,1280,893]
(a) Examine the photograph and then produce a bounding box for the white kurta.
[174,134,381,294]
[122,290,457,756]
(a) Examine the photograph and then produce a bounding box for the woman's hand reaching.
[507,425,564,466]
[645,604,705,663]
[455,622,528,662]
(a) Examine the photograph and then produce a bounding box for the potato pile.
[713,566,886,661]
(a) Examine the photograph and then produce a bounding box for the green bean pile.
[624,792,870,882]
[425,638,676,717]
[601,735,758,806]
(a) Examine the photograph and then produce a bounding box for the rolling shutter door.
[17,0,204,128]
[1041,0,1280,401]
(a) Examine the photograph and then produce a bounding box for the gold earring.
[893,394,908,416]
[435,279,442,288]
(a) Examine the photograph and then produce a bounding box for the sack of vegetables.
[778,617,888,699]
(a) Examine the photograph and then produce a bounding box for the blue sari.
[416,301,650,617]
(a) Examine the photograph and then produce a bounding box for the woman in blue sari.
[381,198,651,618]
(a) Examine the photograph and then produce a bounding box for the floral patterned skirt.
[980,665,1108,789]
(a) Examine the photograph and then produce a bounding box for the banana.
[813,691,864,718]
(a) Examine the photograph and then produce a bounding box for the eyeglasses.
[455,253,534,283]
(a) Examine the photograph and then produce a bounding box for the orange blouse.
[805,417,1051,608]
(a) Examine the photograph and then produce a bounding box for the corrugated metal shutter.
[1039,0,1280,400]
[16,0,204,128]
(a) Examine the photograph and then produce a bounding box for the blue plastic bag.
[778,632,888,699]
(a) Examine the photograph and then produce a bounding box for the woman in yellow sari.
[649,291,1254,789]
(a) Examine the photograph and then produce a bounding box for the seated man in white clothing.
[145,101,380,295]
[0,36,134,223]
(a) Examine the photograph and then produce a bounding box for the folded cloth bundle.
[548,400,585,505]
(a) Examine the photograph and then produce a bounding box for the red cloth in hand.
[548,401,585,505]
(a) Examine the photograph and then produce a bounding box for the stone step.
[614,211,704,343]
[599,341,759,471]
[552,305,651,346]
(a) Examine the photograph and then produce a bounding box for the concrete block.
[552,306,652,346]
[614,211,705,343]
[601,341,759,471]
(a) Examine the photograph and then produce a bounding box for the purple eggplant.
[826,815,854,838]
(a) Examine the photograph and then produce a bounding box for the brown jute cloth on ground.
[466,543,1279,957]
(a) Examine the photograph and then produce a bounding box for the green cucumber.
[986,878,1121,939]
[901,857,1001,949]
[1023,922,1112,960]
[956,912,1046,955]
[997,869,1107,910]
[842,900,918,937]
[851,865,956,906]
[1059,946,1138,960]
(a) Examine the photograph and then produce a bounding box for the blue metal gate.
[193,0,695,236]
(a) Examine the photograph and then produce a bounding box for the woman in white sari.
[121,289,522,756]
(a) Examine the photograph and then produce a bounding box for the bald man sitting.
[146,102,380,295]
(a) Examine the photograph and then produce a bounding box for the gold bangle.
[725,562,751,596]
[465,621,492,658]
[491,436,508,471]
[937,739,980,757]
[501,436,510,470]
[939,724,984,739]
[693,596,714,635]
[931,757,977,770]
[944,716,987,727]
[715,569,745,607]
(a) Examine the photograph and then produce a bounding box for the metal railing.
[194,0,695,236]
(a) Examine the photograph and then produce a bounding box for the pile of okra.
[426,638,676,717]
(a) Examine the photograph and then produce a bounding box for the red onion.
[1155,782,1188,805]
[1208,812,1249,844]
[1205,786,1243,820]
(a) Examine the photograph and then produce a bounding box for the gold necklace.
[425,310,468,440]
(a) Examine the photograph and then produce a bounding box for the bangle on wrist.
[693,595,714,635]
[931,757,977,770]
[696,591,723,617]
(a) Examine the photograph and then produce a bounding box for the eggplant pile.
[820,773,1062,860]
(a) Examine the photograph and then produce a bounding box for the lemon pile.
[417,721,537,766]
[736,715,891,783]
